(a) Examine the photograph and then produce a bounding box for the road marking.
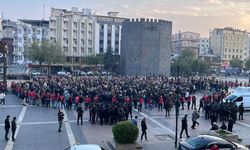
[0,120,89,126]
[236,121,250,128]
[62,109,76,146]
[0,105,23,108]
[5,106,27,150]
[134,109,175,136]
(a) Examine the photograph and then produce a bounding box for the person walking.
[191,110,200,129]
[77,105,84,125]
[0,91,6,105]
[132,116,138,126]
[58,109,64,132]
[11,117,17,141]
[141,118,147,141]
[239,102,244,120]
[4,115,10,141]
[180,115,190,138]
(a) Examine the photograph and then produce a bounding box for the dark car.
[179,135,248,150]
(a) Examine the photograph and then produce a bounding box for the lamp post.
[0,41,7,86]
[175,65,180,148]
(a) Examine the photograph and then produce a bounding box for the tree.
[103,47,119,72]
[245,58,250,70]
[171,48,210,76]
[230,58,243,68]
[25,40,64,74]
[84,55,103,66]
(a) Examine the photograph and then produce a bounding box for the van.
[223,87,250,110]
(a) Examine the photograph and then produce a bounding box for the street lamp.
[175,65,180,148]
[0,41,8,86]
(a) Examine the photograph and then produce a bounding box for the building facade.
[1,19,49,64]
[198,38,209,55]
[94,12,125,55]
[50,7,96,64]
[120,18,172,76]
[210,27,249,64]
[172,31,200,55]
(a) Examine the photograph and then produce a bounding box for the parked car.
[57,71,70,75]
[31,72,41,76]
[65,144,105,150]
[179,135,248,150]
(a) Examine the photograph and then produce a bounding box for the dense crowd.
[10,75,246,127]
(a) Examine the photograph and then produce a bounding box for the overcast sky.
[1,0,250,36]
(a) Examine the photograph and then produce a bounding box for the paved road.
[1,92,250,150]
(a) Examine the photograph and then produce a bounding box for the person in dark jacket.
[5,115,10,141]
[77,105,84,125]
[141,118,147,141]
[239,103,244,120]
[210,122,219,130]
[11,117,17,141]
[58,109,64,132]
[228,117,234,132]
[220,122,227,130]
[180,115,190,138]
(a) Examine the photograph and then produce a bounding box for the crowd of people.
[9,75,246,131]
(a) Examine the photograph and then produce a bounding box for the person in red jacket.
[179,96,185,110]
[187,96,192,110]
[111,96,117,104]
[138,97,144,112]
[84,95,91,110]
[158,95,164,111]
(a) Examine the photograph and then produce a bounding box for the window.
[81,39,84,45]
[73,47,77,53]
[73,39,77,45]
[74,22,77,28]
[225,55,227,58]
[100,40,103,44]
[88,48,92,54]
[81,47,84,53]
[63,46,68,53]
[88,40,92,45]
[100,25,104,29]
[18,55,22,60]
[81,23,85,29]
[88,23,92,29]
[115,41,119,45]
[100,48,103,53]
[108,33,111,37]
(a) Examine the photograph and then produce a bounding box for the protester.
[5,115,10,141]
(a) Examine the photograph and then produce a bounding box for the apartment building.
[210,27,249,64]
[198,38,209,55]
[50,7,96,64]
[172,31,200,55]
[94,12,126,55]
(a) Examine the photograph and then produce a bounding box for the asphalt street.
[1,92,250,150]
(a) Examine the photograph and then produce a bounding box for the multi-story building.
[94,12,126,55]
[50,7,96,64]
[2,19,49,64]
[198,38,209,55]
[210,27,249,64]
[172,31,200,55]
[0,18,2,40]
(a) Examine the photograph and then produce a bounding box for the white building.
[172,31,200,55]
[1,19,49,64]
[94,12,125,55]
[198,38,209,55]
[210,27,249,64]
[50,7,96,64]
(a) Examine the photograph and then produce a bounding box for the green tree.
[25,40,64,74]
[84,55,104,66]
[245,58,250,70]
[230,58,243,68]
[103,47,119,72]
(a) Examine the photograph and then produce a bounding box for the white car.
[68,144,104,150]
[57,71,71,75]
[31,72,41,76]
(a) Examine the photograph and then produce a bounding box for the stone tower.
[120,18,172,76]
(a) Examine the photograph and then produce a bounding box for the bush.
[112,121,139,144]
